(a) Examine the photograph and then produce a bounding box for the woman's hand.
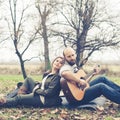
[32,84,40,93]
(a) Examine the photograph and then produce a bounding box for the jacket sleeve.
[34,75,61,97]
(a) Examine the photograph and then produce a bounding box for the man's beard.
[66,60,76,66]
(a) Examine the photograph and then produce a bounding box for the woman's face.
[52,57,64,70]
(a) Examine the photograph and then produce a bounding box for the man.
[59,47,120,106]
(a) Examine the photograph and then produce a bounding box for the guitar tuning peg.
[97,65,100,67]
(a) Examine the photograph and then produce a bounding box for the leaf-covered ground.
[0,104,120,120]
[0,89,120,120]
[0,64,120,120]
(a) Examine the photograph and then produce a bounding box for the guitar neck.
[84,71,94,83]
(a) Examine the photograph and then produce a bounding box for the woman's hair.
[51,56,65,66]
[43,56,64,77]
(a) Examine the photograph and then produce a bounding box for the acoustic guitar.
[60,66,103,103]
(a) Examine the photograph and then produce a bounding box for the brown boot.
[18,86,27,95]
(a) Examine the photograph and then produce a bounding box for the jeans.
[2,78,43,108]
[22,77,38,93]
[3,93,43,108]
[77,76,120,105]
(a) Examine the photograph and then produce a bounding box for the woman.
[0,56,65,108]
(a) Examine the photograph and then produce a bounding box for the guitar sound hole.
[80,77,85,80]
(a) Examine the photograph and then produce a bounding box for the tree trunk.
[76,29,88,67]
[16,49,27,79]
[41,12,51,71]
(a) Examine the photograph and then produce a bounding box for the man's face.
[64,48,76,66]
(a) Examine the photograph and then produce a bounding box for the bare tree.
[6,0,39,78]
[0,1,9,44]
[53,0,120,67]
[35,0,59,71]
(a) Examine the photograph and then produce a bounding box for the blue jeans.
[77,76,120,105]
[3,93,43,108]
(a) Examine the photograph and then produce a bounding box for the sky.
[0,0,120,64]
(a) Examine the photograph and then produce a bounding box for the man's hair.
[63,47,75,57]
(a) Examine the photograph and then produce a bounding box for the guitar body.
[60,69,89,103]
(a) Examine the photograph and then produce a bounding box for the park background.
[0,0,120,119]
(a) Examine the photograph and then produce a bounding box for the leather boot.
[18,86,27,95]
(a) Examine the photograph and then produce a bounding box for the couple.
[0,47,120,108]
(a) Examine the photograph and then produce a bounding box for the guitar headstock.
[93,65,105,75]
[93,65,100,72]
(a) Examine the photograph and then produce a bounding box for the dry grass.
[83,64,120,77]
[0,63,44,75]
[0,63,120,76]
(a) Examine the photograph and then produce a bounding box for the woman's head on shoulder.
[52,56,65,71]
[44,56,65,75]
